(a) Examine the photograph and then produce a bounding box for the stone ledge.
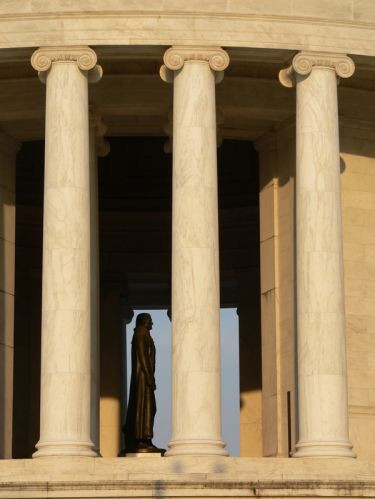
[1,480,375,498]
[0,11,375,56]
[0,457,375,498]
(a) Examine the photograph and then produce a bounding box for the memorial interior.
[1,30,375,496]
[12,134,260,458]
[4,45,375,460]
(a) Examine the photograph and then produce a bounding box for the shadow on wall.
[0,192,7,457]
[99,283,124,457]
[12,142,44,458]
[340,156,346,174]
[0,161,17,458]
[258,129,352,194]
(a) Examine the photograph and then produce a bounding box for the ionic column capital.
[160,46,229,83]
[279,51,355,88]
[31,46,103,83]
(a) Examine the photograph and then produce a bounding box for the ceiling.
[1,46,374,143]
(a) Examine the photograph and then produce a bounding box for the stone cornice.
[3,8,375,57]
[31,46,103,83]
[160,46,229,83]
[279,51,355,88]
[0,132,20,158]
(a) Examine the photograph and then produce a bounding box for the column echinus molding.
[31,46,102,457]
[279,52,356,458]
[160,46,229,456]
[88,107,110,455]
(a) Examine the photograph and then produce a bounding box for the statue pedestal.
[125,452,164,458]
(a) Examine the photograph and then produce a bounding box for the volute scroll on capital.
[279,51,355,88]
[160,46,230,83]
[31,46,103,83]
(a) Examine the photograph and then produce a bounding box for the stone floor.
[1,456,375,498]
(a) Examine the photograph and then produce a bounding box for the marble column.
[279,52,355,458]
[89,107,110,455]
[160,46,229,456]
[31,46,102,457]
[0,133,20,458]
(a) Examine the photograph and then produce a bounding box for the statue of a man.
[124,313,162,453]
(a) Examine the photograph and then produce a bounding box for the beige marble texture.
[0,133,19,459]
[274,125,298,459]
[280,52,355,458]
[161,47,228,456]
[0,456,374,498]
[257,133,282,458]
[31,47,100,458]
[1,2,375,57]
[256,126,297,458]
[339,121,375,460]
[0,0,374,476]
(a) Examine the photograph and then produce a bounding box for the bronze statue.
[123,313,164,454]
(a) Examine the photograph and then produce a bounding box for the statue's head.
[136,313,153,330]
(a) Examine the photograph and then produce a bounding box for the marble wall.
[340,122,375,460]
[0,134,19,458]
[257,125,296,457]
[0,1,375,57]
[257,119,375,460]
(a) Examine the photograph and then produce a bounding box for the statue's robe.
[124,325,156,450]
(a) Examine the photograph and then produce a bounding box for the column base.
[165,438,228,457]
[293,440,356,458]
[33,440,98,458]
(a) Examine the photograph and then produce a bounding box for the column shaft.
[0,134,19,458]
[88,110,109,455]
[161,47,229,456]
[31,47,101,457]
[280,52,355,458]
[89,118,100,455]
